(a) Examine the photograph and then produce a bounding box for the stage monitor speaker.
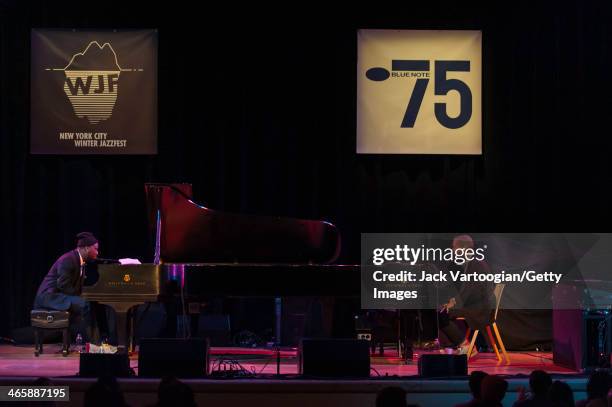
[138,338,208,378]
[418,354,468,377]
[79,353,131,377]
[299,338,370,378]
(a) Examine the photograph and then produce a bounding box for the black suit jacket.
[451,260,495,330]
[456,260,494,309]
[35,249,84,310]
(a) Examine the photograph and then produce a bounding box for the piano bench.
[30,310,70,357]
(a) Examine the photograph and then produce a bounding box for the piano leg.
[117,311,130,352]
[101,302,142,353]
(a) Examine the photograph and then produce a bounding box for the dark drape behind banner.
[30,29,157,154]
[3,1,612,348]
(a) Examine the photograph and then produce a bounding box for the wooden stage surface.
[0,344,578,377]
[0,344,588,407]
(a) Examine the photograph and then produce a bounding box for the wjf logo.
[357,30,481,155]
[45,41,143,124]
[31,29,158,155]
[366,60,472,129]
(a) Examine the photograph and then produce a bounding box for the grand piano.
[82,183,360,351]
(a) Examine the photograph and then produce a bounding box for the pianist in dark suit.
[34,232,99,341]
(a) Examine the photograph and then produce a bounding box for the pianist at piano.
[33,232,99,342]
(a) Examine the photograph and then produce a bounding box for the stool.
[31,309,70,357]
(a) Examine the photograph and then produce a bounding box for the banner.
[357,30,481,155]
[31,29,157,154]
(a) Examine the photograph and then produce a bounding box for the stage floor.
[0,344,578,377]
[0,344,588,407]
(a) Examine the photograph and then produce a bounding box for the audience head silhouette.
[157,376,197,407]
[529,369,552,398]
[480,375,508,406]
[586,371,611,401]
[83,375,127,407]
[469,370,488,400]
[548,380,574,407]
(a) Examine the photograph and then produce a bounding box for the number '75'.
[400,61,472,129]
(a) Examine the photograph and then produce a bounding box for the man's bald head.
[452,234,474,251]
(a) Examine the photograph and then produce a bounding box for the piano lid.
[145,183,341,264]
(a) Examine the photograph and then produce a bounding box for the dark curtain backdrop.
[2,1,612,346]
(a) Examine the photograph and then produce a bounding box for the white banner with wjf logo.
[31,29,157,155]
[357,30,481,155]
